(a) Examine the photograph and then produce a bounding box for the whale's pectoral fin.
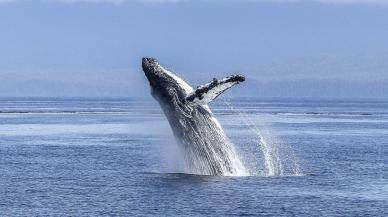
[186,75,245,105]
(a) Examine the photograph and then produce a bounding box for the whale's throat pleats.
[164,102,247,176]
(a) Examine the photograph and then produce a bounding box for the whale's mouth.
[142,57,159,82]
[142,57,168,92]
[142,57,158,68]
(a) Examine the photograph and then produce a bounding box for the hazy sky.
[1,0,388,98]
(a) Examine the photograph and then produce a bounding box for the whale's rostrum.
[142,57,248,176]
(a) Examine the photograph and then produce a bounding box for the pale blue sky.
[0,0,387,98]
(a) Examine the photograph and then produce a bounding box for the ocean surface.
[0,98,387,216]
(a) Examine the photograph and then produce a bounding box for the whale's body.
[142,58,247,176]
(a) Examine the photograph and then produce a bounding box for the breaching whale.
[142,57,248,176]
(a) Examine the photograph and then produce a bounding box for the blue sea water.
[0,98,387,216]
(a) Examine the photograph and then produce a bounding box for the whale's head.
[142,57,193,105]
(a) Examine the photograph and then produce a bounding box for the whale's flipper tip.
[234,75,245,82]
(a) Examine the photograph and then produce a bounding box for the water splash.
[163,90,249,176]
[220,99,303,176]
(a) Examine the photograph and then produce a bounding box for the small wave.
[216,110,379,117]
[272,112,376,116]
[0,110,130,114]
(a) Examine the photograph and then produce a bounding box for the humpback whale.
[142,57,247,176]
